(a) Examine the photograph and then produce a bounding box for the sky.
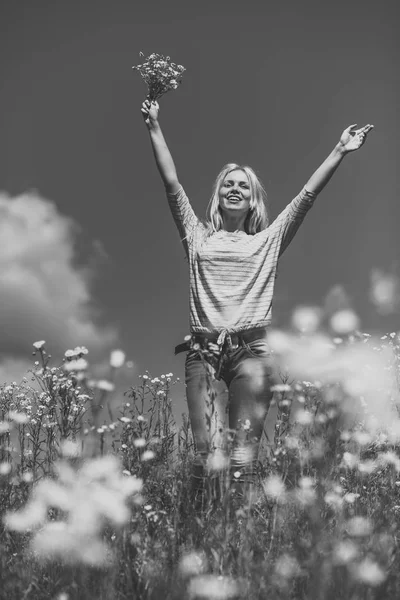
[0,0,398,419]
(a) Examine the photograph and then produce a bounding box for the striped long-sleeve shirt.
[167,186,317,334]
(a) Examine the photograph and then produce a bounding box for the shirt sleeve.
[166,185,200,258]
[271,187,317,256]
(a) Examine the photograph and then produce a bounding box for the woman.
[141,98,373,504]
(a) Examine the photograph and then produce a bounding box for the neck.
[222,215,247,232]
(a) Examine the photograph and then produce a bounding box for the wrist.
[335,142,348,157]
[147,120,161,134]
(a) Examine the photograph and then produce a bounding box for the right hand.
[338,123,374,153]
[141,98,159,128]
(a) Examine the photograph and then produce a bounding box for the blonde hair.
[205,164,269,235]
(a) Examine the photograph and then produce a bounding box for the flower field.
[1,305,400,599]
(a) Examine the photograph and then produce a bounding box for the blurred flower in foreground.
[7,411,29,424]
[60,439,82,458]
[275,553,301,579]
[324,490,343,510]
[133,437,146,448]
[352,430,372,446]
[63,358,88,373]
[358,459,378,474]
[96,380,115,393]
[110,350,126,369]
[188,575,238,599]
[333,540,359,565]
[206,449,229,472]
[0,421,10,433]
[343,492,360,504]
[295,409,313,425]
[330,309,360,335]
[0,462,12,475]
[141,450,155,462]
[267,328,399,435]
[178,551,208,577]
[240,358,268,393]
[379,451,400,471]
[4,455,142,566]
[352,557,386,586]
[370,268,400,315]
[346,516,373,537]
[263,475,286,503]
[132,52,186,101]
[341,452,359,469]
[295,477,316,506]
[291,305,323,333]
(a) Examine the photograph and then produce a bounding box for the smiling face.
[218,169,252,220]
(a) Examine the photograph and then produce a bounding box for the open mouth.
[228,195,241,202]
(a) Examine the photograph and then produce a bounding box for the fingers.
[345,123,358,134]
[356,125,369,134]
[357,124,374,141]
[207,342,220,356]
[143,98,159,107]
[140,98,160,126]
[362,124,374,133]
[352,123,374,135]
[141,100,152,121]
[141,99,159,112]
[353,124,374,150]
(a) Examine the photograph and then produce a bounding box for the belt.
[174,327,268,379]
[175,327,267,379]
[174,327,268,355]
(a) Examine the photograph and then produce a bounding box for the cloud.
[0,190,118,374]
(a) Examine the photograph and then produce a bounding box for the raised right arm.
[141,99,181,195]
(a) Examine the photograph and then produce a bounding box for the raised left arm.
[304,123,374,195]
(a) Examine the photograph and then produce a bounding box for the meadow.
[1,303,400,600]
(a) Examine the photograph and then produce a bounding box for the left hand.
[339,123,374,153]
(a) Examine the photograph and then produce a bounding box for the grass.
[1,325,400,600]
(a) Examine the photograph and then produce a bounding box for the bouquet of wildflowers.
[132,52,186,101]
